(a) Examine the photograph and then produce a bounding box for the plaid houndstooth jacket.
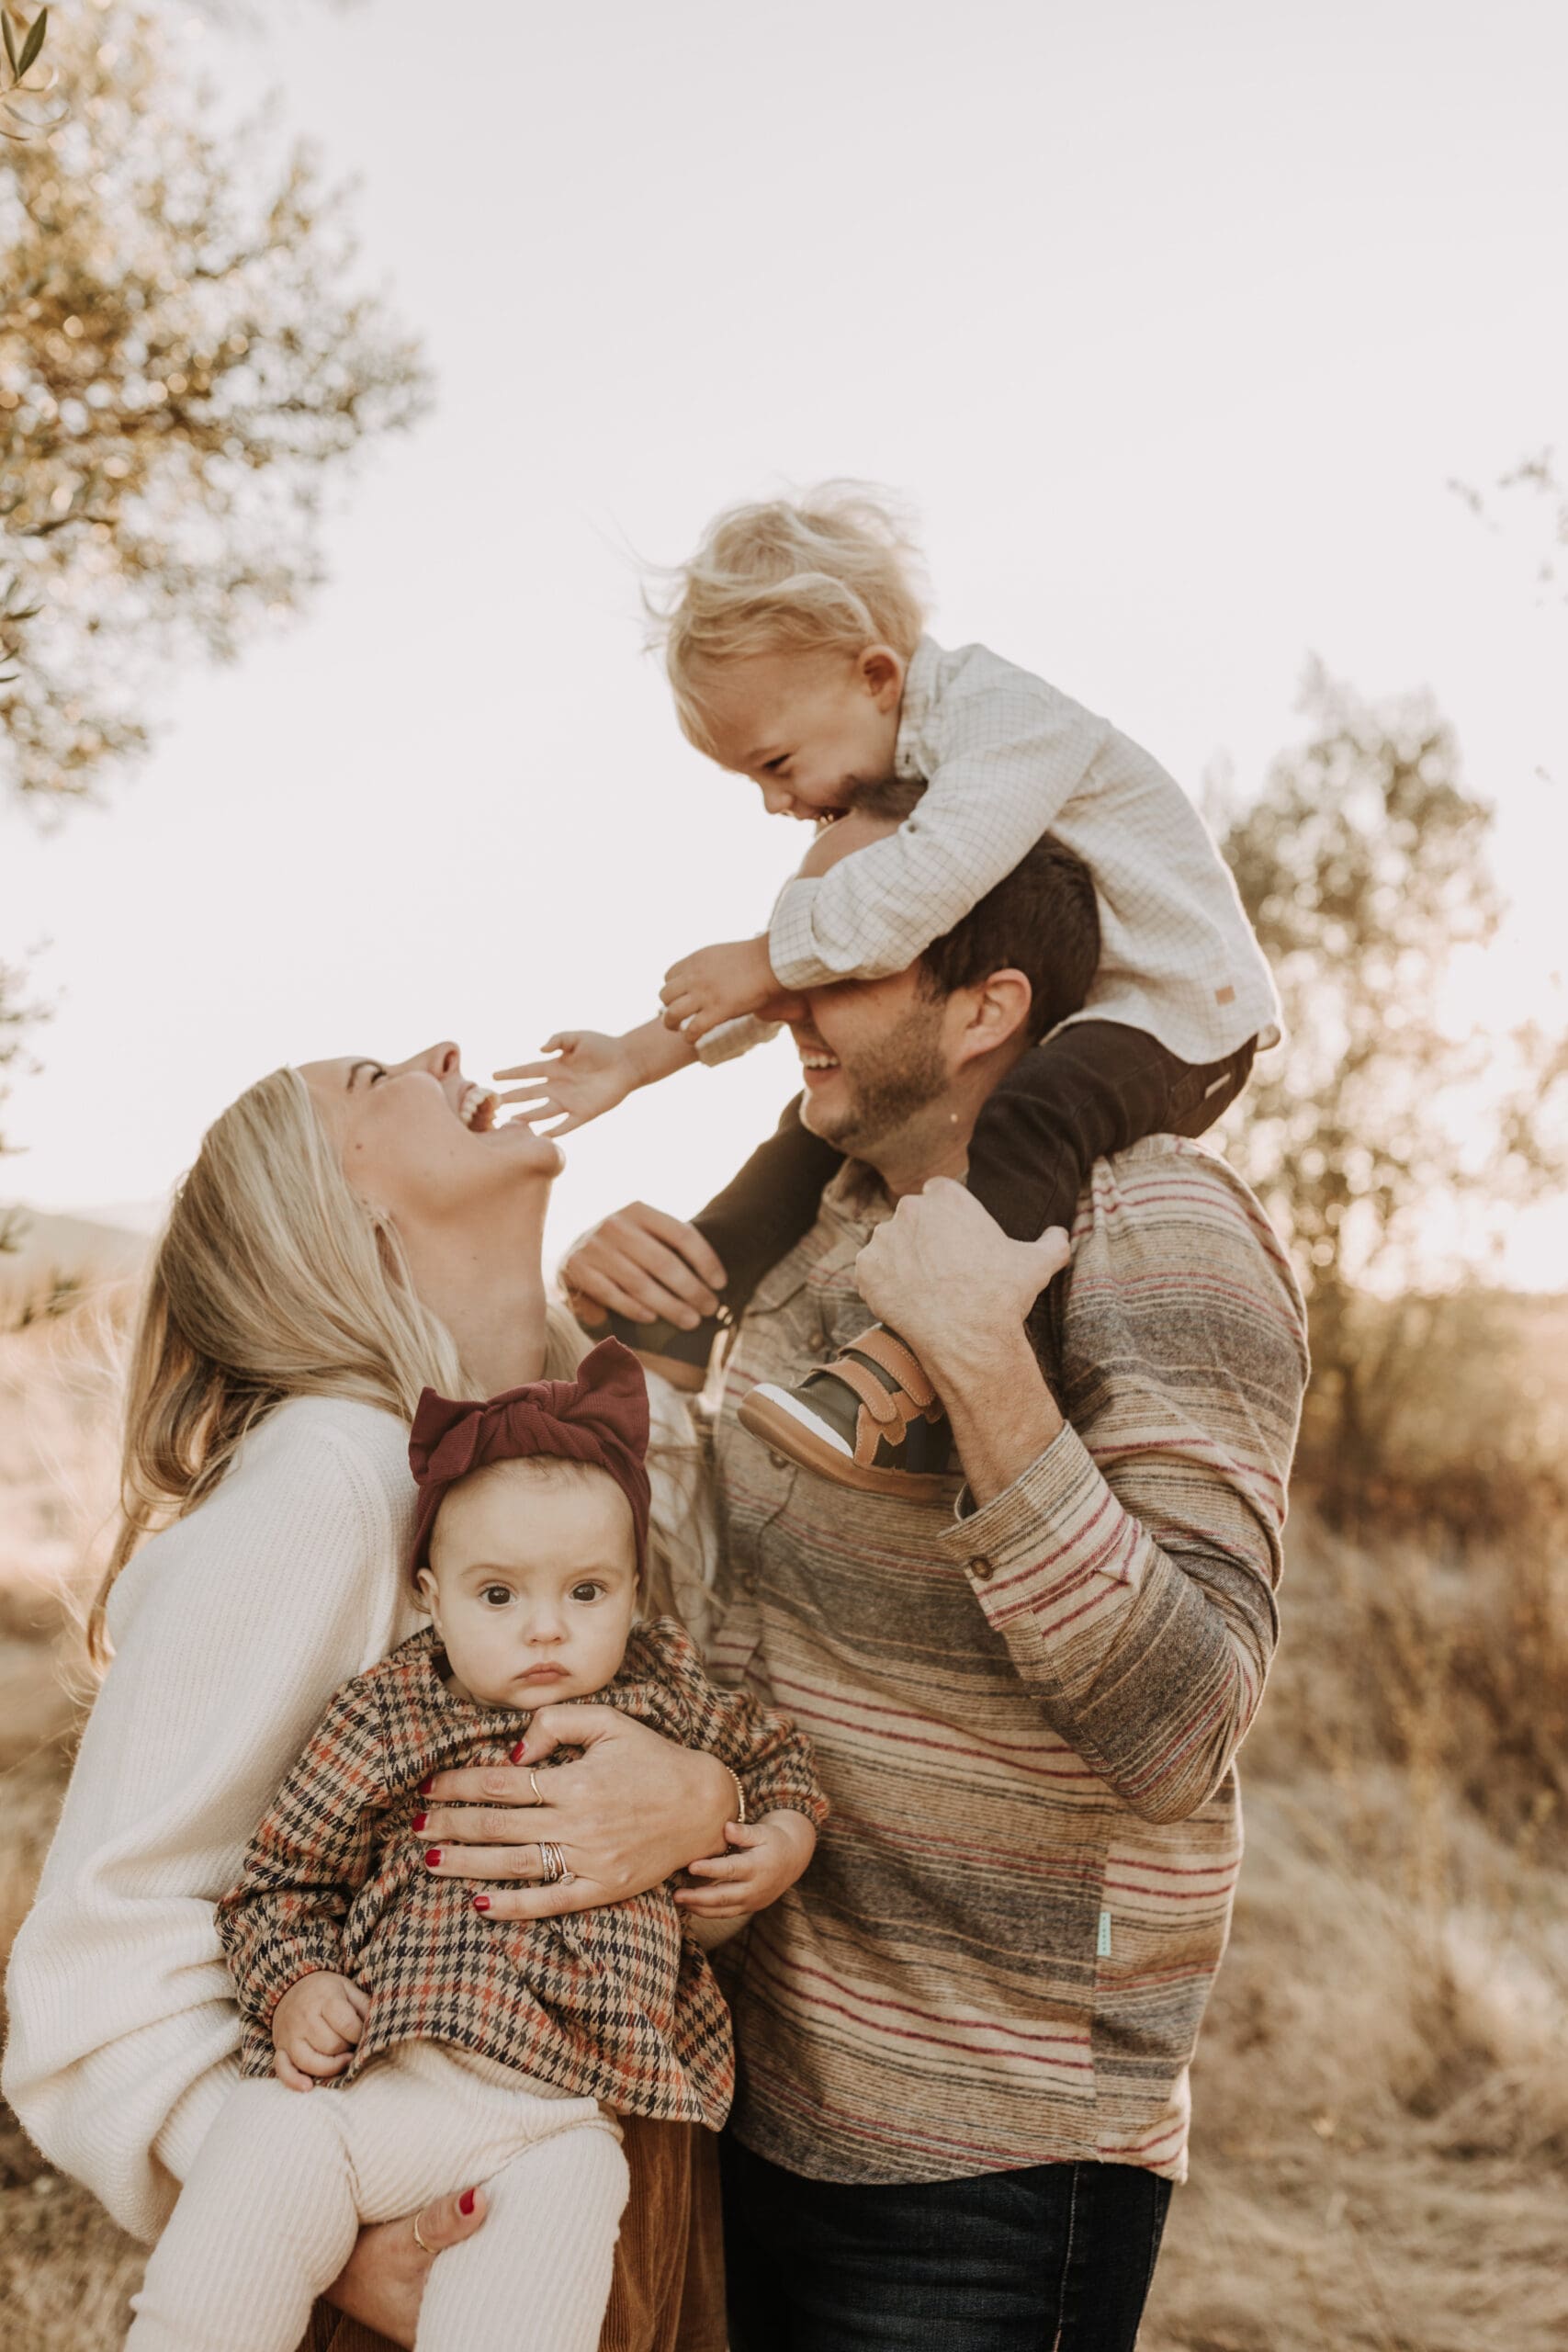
[217,1620,825,2129]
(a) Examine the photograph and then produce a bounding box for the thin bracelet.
[722,1764,748,1826]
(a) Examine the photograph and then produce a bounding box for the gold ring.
[528,1770,543,1805]
[538,1838,567,1884]
[412,2206,435,2256]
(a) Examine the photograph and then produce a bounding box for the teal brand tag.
[1097,1909,1112,1958]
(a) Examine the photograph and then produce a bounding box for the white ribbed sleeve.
[2,1398,422,2244]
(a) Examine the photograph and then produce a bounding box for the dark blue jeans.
[721,2138,1173,2352]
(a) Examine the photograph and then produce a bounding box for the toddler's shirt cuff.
[694,1015,779,1066]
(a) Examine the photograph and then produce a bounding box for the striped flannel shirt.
[217,1620,825,2130]
[708,1137,1307,2185]
[698,636,1280,1072]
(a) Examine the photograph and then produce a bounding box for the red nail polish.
[412,1812,427,1832]
[509,1741,525,1765]
[418,1775,434,1796]
[472,1895,490,1912]
[459,2188,477,2214]
[424,1848,443,1868]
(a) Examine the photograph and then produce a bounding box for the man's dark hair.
[846,775,1100,1041]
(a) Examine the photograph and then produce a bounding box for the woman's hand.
[415,1709,734,1922]
[324,2184,488,2349]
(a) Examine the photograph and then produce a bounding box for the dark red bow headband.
[408,1337,651,1580]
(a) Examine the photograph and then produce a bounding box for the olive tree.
[1219,667,1568,1505]
[0,0,427,1168]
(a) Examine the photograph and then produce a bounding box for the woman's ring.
[528,1770,543,1805]
[538,1839,568,1884]
[412,2206,435,2256]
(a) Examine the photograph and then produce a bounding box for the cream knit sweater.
[4,1400,423,2243]
[4,1384,716,2246]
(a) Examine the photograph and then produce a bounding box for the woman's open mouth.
[458,1083,498,1132]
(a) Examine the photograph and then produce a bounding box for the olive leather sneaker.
[738,1324,956,1500]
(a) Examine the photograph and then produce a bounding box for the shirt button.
[967,1555,994,1581]
[768,1451,790,1472]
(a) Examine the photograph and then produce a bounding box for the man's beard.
[803,997,950,1159]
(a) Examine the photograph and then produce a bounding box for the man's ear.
[856,644,905,709]
[955,969,1033,1067]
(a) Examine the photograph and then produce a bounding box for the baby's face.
[696,646,904,820]
[418,1460,638,1710]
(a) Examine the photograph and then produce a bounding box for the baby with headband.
[124,1340,824,2352]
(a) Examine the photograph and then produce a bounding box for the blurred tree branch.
[1449,446,1568,602]
[0,948,42,1246]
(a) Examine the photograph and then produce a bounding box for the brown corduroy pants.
[296,2116,725,2352]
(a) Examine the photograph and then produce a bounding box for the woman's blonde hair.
[90,1067,585,1662]
[647,481,929,754]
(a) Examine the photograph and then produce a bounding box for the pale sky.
[2,0,1565,1284]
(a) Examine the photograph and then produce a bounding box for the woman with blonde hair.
[4,1042,729,2352]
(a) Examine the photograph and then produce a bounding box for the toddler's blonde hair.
[648,481,929,753]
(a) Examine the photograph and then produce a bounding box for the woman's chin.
[487,1120,565,1180]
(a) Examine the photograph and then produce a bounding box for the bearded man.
[566,793,1308,2352]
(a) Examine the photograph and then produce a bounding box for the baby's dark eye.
[569,1581,604,1604]
[480,1585,513,1608]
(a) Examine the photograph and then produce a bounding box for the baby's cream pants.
[125,2041,629,2352]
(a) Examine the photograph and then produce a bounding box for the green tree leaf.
[16,6,44,80]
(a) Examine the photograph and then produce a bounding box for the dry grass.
[1141,1507,1568,2352]
[1,1733,145,2352]
[0,1306,148,2349]
[2,1301,1566,2351]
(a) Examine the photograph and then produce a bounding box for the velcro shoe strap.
[846,1326,938,1411]
[829,1354,940,1469]
[825,1357,910,1468]
[832,1355,902,1431]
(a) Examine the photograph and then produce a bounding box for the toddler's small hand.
[675,1809,818,1921]
[493,1031,638,1136]
[660,939,781,1042]
[271,1970,370,2093]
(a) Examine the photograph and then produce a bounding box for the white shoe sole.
[738,1384,957,1502]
